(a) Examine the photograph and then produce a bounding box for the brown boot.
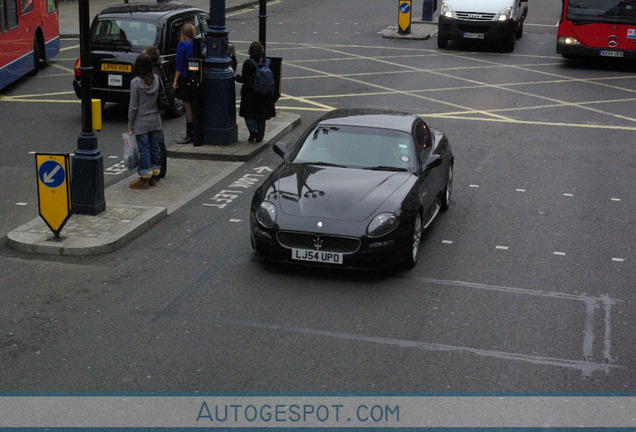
[149,169,160,187]
[129,177,150,189]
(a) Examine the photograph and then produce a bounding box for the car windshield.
[92,18,159,50]
[291,125,416,172]
[566,0,636,23]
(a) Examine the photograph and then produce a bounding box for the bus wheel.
[30,35,46,75]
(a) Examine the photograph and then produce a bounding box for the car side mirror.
[273,141,288,159]
[424,154,442,170]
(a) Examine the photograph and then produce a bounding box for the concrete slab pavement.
[7,111,300,256]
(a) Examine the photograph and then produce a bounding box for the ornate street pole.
[71,0,105,215]
[202,0,237,146]
[259,0,267,53]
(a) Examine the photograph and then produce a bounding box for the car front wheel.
[404,212,423,268]
[441,163,453,211]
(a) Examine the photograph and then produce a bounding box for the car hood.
[274,164,411,221]
[446,0,512,13]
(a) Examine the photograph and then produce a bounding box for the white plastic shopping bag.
[122,132,138,170]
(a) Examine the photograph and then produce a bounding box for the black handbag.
[157,78,170,111]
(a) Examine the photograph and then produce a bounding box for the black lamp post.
[71,0,105,215]
[202,0,237,146]
[259,0,267,53]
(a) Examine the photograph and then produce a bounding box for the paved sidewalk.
[7,111,300,256]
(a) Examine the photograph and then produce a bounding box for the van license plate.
[108,74,123,87]
[292,248,343,264]
[599,50,623,57]
[463,32,484,39]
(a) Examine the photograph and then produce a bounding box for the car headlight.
[558,36,580,45]
[367,213,399,238]
[497,6,513,21]
[256,201,277,228]
[440,2,453,18]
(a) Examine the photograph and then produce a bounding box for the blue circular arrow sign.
[400,2,411,13]
[38,160,66,188]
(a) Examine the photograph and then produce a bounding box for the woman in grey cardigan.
[128,54,162,189]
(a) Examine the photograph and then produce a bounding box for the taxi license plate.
[463,32,484,39]
[108,74,123,87]
[101,63,132,72]
[599,50,623,58]
[292,248,343,264]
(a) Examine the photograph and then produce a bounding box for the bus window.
[21,0,33,15]
[7,0,18,30]
[1,0,7,33]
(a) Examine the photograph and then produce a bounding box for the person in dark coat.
[235,41,276,143]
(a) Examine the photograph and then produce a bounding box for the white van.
[437,0,528,51]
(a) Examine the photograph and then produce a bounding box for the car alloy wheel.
[441,164,453,211]
[405,212,423,268]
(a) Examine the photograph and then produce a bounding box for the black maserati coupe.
[250,109,454,269]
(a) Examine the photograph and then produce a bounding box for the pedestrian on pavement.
[144,45,168,178]
[235,41,276,143]
[128,54,163,189]
[172,23,196,144]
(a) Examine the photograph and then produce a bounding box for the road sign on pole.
[36,153,72,237]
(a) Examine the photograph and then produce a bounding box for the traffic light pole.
[71,0,105,215]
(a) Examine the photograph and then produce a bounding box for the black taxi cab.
[72,2,208,117]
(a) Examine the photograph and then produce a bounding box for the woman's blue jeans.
[245,118,266,142]
[136,130,162,177]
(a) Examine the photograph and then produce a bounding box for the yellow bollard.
[92,99,102,131]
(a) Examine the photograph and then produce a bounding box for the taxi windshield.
[92,19,158,50]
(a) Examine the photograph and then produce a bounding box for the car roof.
[96,2,204,19]
[317,109,419,133]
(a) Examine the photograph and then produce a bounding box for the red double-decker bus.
[0,0,59,90]
[557,0,636,60]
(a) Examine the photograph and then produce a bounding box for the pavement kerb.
[6,112,301,256]
[7,205,167,256]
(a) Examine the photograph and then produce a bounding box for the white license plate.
[463,32,484,39]
[108,74,123,87]
[292,248,343,264]
[599,50,623,58]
